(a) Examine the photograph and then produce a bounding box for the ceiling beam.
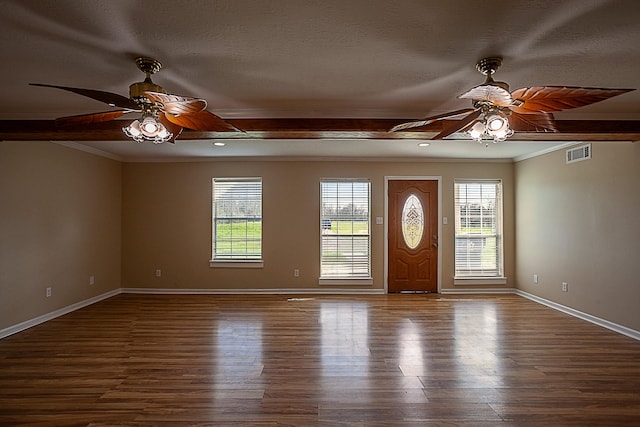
[1,119,640,142]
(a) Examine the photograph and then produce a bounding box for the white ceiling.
[2,0,639,161]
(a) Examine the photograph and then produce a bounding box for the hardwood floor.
[1,293,639,426]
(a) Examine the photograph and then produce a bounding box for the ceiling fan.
[30,56,241,143]
[391,57,634,143]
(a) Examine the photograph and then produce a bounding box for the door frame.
[384,176,442,293]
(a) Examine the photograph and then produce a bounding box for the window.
[454,180,503,278]
[320,180,371,281]
[211,178,262,265]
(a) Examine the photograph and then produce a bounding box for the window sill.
[210,260,264,268]
[318,277,373,286]
[454,277,507,286]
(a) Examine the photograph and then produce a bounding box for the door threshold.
[399,290,435,294]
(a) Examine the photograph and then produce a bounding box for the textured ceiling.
[1,0,639,160]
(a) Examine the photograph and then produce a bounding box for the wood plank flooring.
[1,293,639,426]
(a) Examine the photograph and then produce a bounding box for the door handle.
[432,234,438,248]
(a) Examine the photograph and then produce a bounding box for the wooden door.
[388,180,438,293]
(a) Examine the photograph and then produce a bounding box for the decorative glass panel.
[401,194,424,249]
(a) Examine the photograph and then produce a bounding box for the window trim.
[209,259,264,268]
[453,277,507,285]
[318,178,372,284]
[210,177,263,267]
[453,179,504,281]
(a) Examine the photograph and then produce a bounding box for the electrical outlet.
[533,274,539,284]
[155,269,162,277]
[562,282,568,292]
[46,287,52,297]
[89,275,95,285]
[294,269,300,277]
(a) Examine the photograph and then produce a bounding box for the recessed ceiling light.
[418,142,430,147]
[213,142,226,146]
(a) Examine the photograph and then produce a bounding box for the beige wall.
[121,160,515,292]
[3,139,638,335]
[0,142,121,330]
[515,142,640,331]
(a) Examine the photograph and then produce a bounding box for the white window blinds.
[212,178,262,260]
[320,180,371,278]
[454,180,503,277]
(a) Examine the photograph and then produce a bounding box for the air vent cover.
[566,144,591,164]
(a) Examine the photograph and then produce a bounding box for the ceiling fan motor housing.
[129,80,166,101]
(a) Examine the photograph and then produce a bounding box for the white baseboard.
[0,289,121,339]
[516,290,640,341]
[440,287,517,294]
[121,287,386,295]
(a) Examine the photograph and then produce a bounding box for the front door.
[388,180,438,293]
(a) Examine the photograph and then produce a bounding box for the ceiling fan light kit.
[122,113,173,144]
[466,106,514,144]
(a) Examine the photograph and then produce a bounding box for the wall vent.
[566,144,591,164]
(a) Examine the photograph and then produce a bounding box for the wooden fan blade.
[145,91,208,115]
[158,112,183,143]
[55,110,131,128]
[432,109,482,139]
[508,111,558,133]
[164,109,241,132]
[510,86,634,114]
[459,84,513,106]
[30,83,139,110]
[390,108,476,132]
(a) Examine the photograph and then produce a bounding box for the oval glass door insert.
[401,194,424,249]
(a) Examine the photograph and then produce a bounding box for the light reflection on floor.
[454,303,502,388]
[320,301,370,376]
